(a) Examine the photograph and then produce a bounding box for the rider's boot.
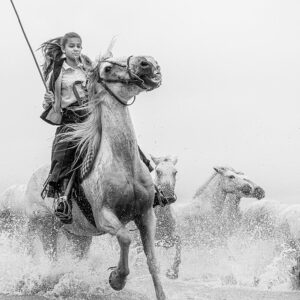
[54,174,75,224]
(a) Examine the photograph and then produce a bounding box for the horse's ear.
[150,154,161,166]
[102,37,117,60]
[213,166,226,174]
[172,156,178,165]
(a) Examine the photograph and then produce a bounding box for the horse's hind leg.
[23,218,37,256]
[35,215,59,260]
[62,229,92,259]
[135,209,166,300]
[98,207,131,291]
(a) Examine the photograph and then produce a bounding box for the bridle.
[96,56,149,106]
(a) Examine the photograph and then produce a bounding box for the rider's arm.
[43,91,54,109]
[42,71,54,109]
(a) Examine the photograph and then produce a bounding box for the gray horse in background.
[130,155,180,278]
[151,155,180,279]
[152,166,265,279]
[180,166,265,243]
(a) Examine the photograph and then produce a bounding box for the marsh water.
[0,209,300,300]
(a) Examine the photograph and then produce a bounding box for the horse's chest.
[102,171,153,213]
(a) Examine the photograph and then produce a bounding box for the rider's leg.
[48,126,75,191]
[45,125,77,223]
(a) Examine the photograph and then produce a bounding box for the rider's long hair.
[40,32,92,81]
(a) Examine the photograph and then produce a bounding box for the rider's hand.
[43,91,54,109]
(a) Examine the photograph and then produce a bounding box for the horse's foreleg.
[109,227,131,290]
[135,209,166,300]
[98,207,131,291]
[33,215,59,260]
[24,218,37,257]
[39,222,59,261]
[166,234,182,279]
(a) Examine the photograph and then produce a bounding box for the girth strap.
[73,177,97,228]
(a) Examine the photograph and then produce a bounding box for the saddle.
[41,145,172,226]
[47,170,96,226]
[41,147,97,226]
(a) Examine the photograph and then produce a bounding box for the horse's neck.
[100,98,139,163]
[96,96,140,170]
[219,194,242,234]
[221,194,241,220]
[82,96,144,200]
[195,174,227,213]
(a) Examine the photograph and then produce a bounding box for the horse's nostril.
[241,184,252,194]
[140,61,150,68]
[254,187,265,199]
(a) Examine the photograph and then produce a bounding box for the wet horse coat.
[25,53,166,300]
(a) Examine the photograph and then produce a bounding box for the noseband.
[97,56,148,106]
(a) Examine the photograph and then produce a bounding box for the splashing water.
[0,200,299,299]
[0,231,121,298]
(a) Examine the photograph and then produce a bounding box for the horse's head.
[213,166,265,200]
[89,54,162,103]
[151,155,178,202]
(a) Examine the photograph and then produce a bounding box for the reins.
[98,81,136,106]
[96,56,146,106]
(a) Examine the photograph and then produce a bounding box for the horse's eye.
[228,175,235,179]
[156,170,162,177]
[104,66,112,73]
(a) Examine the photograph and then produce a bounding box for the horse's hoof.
[166,269,178,279]
[109,270,127,291]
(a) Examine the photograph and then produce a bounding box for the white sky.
[1,0,300,204]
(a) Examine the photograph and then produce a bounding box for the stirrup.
[53,195,72,224]
[41,173,52,199]
[53,172,76,223]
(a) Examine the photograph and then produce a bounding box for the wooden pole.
[10,0,48,92]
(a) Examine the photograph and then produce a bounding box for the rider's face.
[63,37,82,61]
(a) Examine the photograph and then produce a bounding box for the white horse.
[152,155,181,279]
[24,51,167,299]
[173,166,265,247]
[145,166,265,279]
[130,155,179,279]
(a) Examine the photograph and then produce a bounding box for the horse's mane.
[61,62,105,169]
[193,166,242,198]
[193,172,218,198]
